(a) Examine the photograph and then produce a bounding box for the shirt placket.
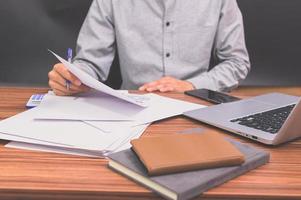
[162,0,176,77]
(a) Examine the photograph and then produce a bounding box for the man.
[48,0,250,96]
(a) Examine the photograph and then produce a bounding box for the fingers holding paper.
[48,63,90,96]
[48,79,88,96]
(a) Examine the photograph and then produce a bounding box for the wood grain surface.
[0,86,301,200]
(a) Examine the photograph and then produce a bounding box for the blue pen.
[66,48,73,90]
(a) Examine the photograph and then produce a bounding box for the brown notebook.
[130,131,245,176]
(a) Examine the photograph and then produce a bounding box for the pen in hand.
[66,48,73,91]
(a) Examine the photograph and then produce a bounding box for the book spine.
[108,163,176,200]
[178,152,270,200]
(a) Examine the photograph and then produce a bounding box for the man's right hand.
[48,63,90,96]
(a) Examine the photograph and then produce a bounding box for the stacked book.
[108,130,270,200]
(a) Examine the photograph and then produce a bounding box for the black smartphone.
[185,89,241,104]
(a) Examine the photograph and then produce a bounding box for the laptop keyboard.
[230,104,296,134]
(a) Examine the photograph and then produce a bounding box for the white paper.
[35,92,137,122]
[0,132,70,147]
[112,124,148,152]
[36,93,206,125]
[0,108,136,151]
[4,123,149,157]
[0,104,150,153]
[105,123,149,152]
[131,93,206,125]
[50,50,149,107]
[5,142,103,158]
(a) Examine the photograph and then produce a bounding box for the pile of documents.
[0,51,205,157]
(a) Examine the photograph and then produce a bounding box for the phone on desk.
[26,94,45,108]
[185,89,241,104]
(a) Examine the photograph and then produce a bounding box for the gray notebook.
[108,139,270,200]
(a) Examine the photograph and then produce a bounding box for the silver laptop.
[184,93,301,145]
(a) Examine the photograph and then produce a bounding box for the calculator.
[26,94,45,108]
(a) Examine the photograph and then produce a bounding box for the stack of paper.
[0,104,149,157]
[0,51,206,158]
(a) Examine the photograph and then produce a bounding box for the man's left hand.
[139,76,195,93]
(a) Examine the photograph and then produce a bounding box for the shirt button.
[166,22,170,27]
[166,53,170,57]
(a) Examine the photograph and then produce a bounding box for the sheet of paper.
[85,93,205,125]
[130,93,206,125]
[36,93,206,125]
[50,50,149,107]
[83,121,140,133]
[112,124,148,152]
[0,132,70,147]
[105,123,149,152]
[0,104,150,152]
[5,142,103,158]
[0,108,136,151]
[35,92,138,122]
[4,123,149,157]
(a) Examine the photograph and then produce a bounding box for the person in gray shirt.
[48,0,250,96]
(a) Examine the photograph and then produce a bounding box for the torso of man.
[74,0,250,91]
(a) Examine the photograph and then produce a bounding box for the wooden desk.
[0,86,301,200]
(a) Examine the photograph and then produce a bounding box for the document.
[106,123,149,152]
[35,91,138,122]
[0,107,148,151]
[5,142,104,158]
[130,93,205,125]
[0,132,69,147]
[5,123,148,157]
[50,50,149,107]
[36,93,205,125]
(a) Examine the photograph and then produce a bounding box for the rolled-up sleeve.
[189,0,251,92]
[73,0,115,82]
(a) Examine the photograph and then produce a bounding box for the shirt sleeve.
[188,0,251,92]
[73,0,116,82]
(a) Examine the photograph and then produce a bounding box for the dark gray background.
[0,0,300,88]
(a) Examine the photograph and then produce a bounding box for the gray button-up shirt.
[74,0,250,91]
